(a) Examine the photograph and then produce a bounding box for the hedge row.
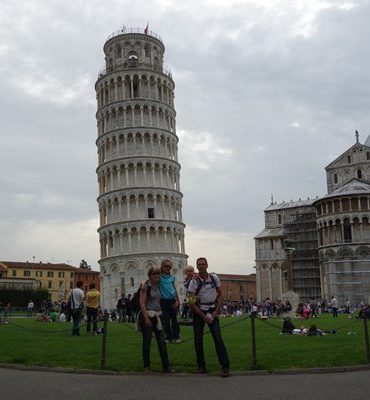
[0,288,49,307]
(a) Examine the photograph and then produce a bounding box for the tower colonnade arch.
[96,102,176,135]
[98,189,183,225]
[97,159,181,193]
[95,72,175,109]
[97,129,178,162]
[98,221,185,258]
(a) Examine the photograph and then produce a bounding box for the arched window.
[347,155,351,163]
[334,173,338,184]
[128,51,138,65]
[357,169,362,179]
[343,218,352,243]
[278,214,282,224]
[144,44,151,57]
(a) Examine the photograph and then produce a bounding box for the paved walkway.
[1,366,370,400]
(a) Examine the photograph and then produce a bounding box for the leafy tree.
[79,259,91,270]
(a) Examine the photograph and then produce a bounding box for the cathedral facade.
[314,134,370,304]
[95,28,187,309]
[256,133,370,305]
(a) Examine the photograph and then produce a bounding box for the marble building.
[256,133,370,305]
[314,133,370,304]
[95,27,187,309]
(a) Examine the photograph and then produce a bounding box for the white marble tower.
[95,27,187,309]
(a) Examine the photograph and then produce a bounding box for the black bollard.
[363,316,370,363]
[250,313,258,370]
[100,312,109,369]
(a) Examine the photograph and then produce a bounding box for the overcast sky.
[1,0,370,274]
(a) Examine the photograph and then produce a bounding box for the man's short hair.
[89,283,96,289]
[76,281,83,288]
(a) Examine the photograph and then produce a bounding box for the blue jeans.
[160,299,180,341]
[71,308,81,335]
[193,309,229,369]
[139,314,169,370]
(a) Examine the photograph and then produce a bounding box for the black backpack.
[195,273,217,296]
[132,281,150,312]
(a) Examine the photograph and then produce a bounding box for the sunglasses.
[150,272,160,276]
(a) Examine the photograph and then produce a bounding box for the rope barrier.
[118,314,248,343]
[5,318,103,335]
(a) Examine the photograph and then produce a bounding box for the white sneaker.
[175,338,181,343]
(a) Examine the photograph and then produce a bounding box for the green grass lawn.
[0,314,369,373]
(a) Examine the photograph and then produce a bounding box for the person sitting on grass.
[306,324,323,336]
[282,317,295,334]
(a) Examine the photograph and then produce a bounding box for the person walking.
[159,259,181,343]
[139,266,173,373]
[126,294,135,322]
[345,299,350,314]
[86,283,100,335]
[27,300,34,317]
[69,281,84,336]
[188,257,230,377]
[331,295,338,318]
[116,294,126,323]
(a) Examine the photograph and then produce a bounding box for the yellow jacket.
[86,289,100,309]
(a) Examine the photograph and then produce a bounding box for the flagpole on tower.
[144,21,149,34]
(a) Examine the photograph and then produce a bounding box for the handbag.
[70,289,84,314]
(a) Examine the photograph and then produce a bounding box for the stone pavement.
[1,365,370,400]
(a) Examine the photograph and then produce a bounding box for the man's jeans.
[193,309,230,369]
[71,308,81,335]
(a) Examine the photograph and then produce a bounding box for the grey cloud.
[1,0,370,272]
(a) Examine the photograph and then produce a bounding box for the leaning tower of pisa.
[95,27,188,309]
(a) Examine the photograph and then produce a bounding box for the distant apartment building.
[217,273,256,302]
[74,268,100,293]
[0,261,77,302]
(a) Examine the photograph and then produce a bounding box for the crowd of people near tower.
[254,296,370,319]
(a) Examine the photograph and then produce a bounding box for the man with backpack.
[187,257,230,377]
